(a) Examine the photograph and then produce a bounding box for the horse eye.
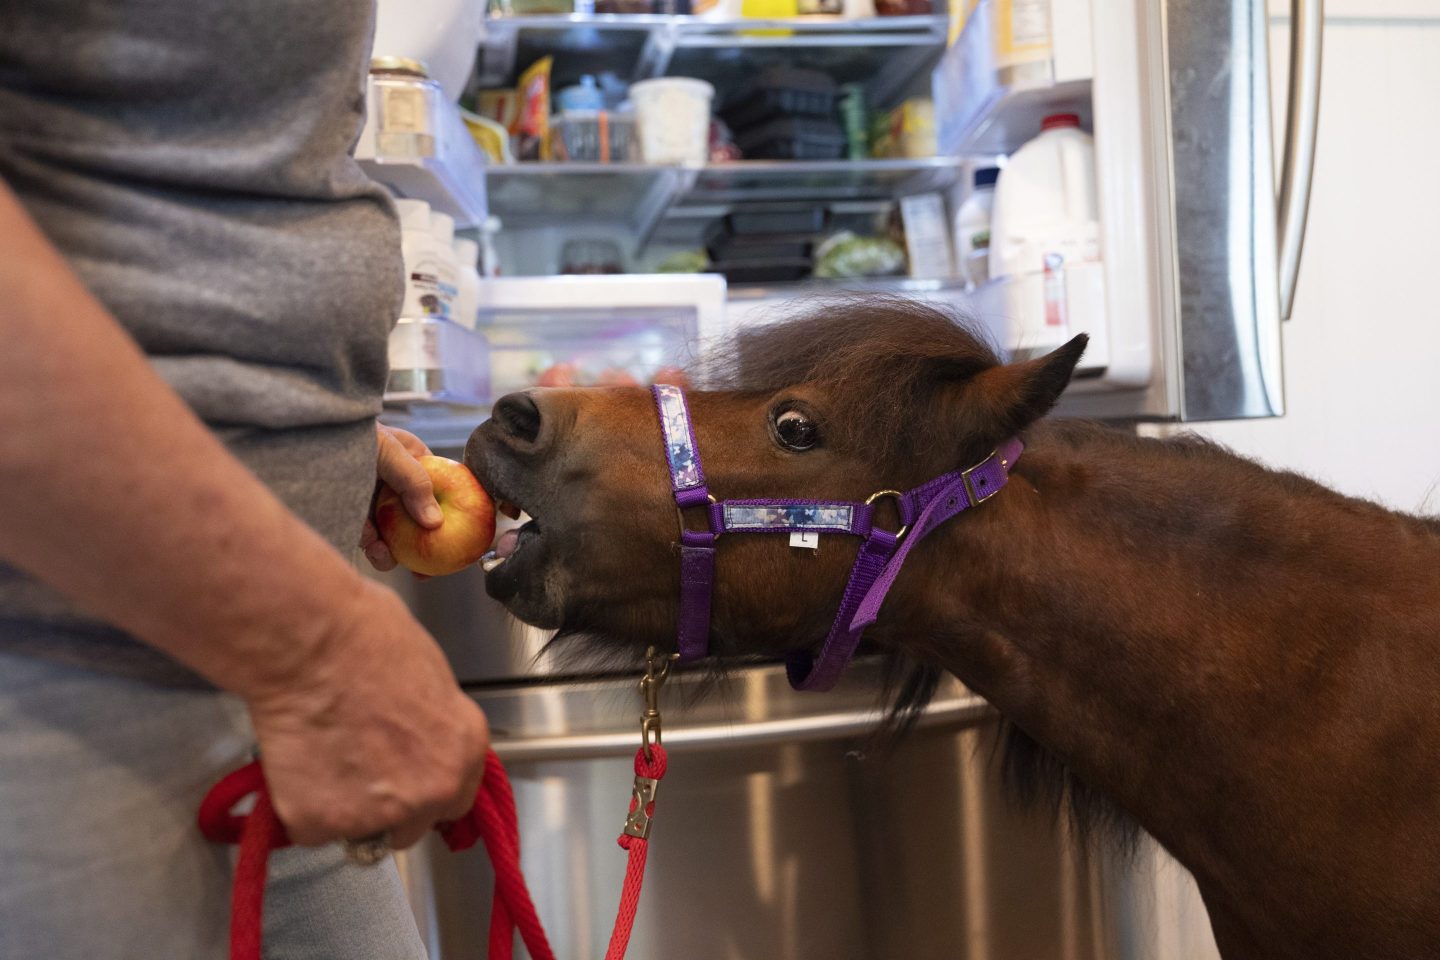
[774,409,819,451]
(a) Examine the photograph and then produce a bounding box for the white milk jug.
[988,113,1103,351]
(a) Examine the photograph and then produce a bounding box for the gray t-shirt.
[0,0,403,682]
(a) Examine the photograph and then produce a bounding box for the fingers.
[381,424,431,459]
[359,519,397,571]
[376,429,442,529]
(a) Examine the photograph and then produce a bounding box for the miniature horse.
[464,298,1440,960]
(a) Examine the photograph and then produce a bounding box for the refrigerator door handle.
[1277,0,1324,321]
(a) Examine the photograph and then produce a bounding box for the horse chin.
[489,546,567,630]
[482,534,566,630]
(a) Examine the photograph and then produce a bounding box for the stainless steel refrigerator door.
[1167,0,1286,421]
[1064,0,1320,422]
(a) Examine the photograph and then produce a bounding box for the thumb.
[378,434,443,529]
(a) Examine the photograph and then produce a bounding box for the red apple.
[537,362,579,387]
[374,456,496,577]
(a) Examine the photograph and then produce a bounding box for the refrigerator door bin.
[357,72,490,226]
[385,317,491,407]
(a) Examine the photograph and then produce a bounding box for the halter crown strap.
[651,385,1023,689]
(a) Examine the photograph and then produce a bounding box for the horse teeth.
[482,556,507,573]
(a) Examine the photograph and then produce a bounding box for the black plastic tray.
[736,117,848,161]
[721,66,838,130]
[711,258,814,284]
[723,208,828,236]
[704,220,813,261]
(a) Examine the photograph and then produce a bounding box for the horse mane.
[710,296,1143,852]
[709,295,1006,464]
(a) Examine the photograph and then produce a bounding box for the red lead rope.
[197,745,667,960]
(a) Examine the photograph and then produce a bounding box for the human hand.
[242,578,490,849]
[362,423,442,572]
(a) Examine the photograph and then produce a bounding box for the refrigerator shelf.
[933,0,1095,156]
[485,163,690,237]
[478,13,948,104]
[679,157,963,205]
[486,159,964,242]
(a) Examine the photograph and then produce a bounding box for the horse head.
[463,298,1086,663]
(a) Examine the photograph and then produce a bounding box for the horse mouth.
[479,491,544,601]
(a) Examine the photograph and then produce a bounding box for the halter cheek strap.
[652,384,1023,692]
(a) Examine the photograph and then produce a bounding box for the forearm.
[0,182,369,697]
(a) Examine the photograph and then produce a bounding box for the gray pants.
[0,650,428,959]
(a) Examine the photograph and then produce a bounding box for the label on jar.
[389,323,443,370]
[995,0,1052,67]
[401,255,459,320]
[381,86,428,134]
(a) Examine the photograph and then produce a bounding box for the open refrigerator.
[361,1,1322,957]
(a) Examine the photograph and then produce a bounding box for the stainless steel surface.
[1164,0,1286,420]
[482,659,990,760]
[399,662,1117,960]
[373,558,559,682]
[1276,0,1324,321]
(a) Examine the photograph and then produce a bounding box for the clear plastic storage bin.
[385,317,491,406]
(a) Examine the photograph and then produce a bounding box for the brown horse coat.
[466,299,1440,959]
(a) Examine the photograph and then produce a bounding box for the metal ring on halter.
[864,489,909,540]
[674,493,719,541]
[343,831,393,866]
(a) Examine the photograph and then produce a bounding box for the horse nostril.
[493,392,542,445]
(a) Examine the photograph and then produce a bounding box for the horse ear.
[965,334,1089,440]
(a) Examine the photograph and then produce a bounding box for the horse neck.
[890,420,1440,884]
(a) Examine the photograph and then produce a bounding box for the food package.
[460,108,514,164]
[474,88,521,134]
[870,98,937,159]
[516,56,553,161]
[813,231,906,279]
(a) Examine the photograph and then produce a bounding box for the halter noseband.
[652,384,1023,692]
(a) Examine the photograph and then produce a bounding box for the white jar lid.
[628,77,715,102]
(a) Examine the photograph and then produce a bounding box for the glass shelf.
[484,159,964,244]
[477,13,949,104]
[678,157,963,205]
[485,163,691,236]
[725,274,971,300]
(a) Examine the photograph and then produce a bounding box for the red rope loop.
[198,746,663,960]
[634,743,668,781]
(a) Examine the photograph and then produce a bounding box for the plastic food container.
[735,116,847,160]
[725,207,827,235]
[721,66,837,130]
[629,78,715,166]
[705,221,813,262]
[552,111,636,163]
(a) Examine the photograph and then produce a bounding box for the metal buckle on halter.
[864,489,909,540]
[674,493,719,541]
[960,449,1001,506]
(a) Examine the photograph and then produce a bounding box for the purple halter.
[651,384,1024,692]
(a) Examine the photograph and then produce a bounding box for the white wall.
[1132,7,1440,958]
